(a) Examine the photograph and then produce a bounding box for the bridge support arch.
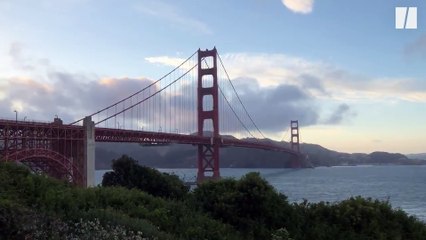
[5,148,84,185]
[197,48,220,183]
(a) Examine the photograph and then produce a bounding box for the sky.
[0,0,425,154]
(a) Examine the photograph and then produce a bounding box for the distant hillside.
[300,143,425,167]
[96,142,296,169]
[406,153,426,160]
[95,140,426,170]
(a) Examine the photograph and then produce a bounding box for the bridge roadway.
[97,127,300,155]
[1,118,302,187]
[0,119,300,156]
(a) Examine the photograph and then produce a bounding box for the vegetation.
[1,155,426,239]
[0,162,240,239]
[192,172,294,239]
[102,155,189,200]
[193,172,426,240]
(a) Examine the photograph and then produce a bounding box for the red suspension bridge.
[0,48,304,187]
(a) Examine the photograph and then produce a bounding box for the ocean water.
[96,165,426,222]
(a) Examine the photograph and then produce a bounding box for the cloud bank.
[0,74,154,123]
[281,0,314,14]
[144,50,426,139]
[5,43,424,141]
[228,77,320,132]
[214,52,426,103]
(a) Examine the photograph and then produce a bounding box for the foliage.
[271,228,294,240]
[0,199,69,239]
[1,161,426,240]
[0,200,148,240]
[192,172,426,240]
[0,162,240,240]
[291,196,426,240]
[102,155,189,200]
[66,218,147,240]
[192,172,295,239]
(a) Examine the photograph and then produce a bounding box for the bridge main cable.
[95,63,198,126]
[217,51,267,139]
[69,50,198,125]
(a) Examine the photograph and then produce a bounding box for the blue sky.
[0,0,425,153]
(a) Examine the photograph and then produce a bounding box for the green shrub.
[0,199,70,240]
[1,162,425,240]
[293,197,426,240]
[0,162,241,240]
[193,172,295,239]
[192,172,426,240]
[102,155,189,200]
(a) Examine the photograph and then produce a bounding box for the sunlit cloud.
[145,56,188,68]
[281,0,314,14]
[99,78,115,86]
[11,100,24,112]
[0,74,154,122]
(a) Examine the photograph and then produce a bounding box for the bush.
[293,197,426,240]
[0,162,241,240]
[0,200,153,240]
[1,162,425,240]
[192,172,426,240]
[0,199,69,239]
[102,155,189,200]
[192,172,294,239]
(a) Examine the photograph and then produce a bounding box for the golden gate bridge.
[0,48,304,187]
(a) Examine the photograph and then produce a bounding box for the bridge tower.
[290,120,301,168]
[290,120,300,152]
[197,48,220,183]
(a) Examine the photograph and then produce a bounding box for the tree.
[192,172,294,239]
[102,155,189,200]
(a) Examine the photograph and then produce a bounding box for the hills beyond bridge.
[95,139,426,170]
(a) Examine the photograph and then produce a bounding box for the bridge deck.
[0,120,299,156]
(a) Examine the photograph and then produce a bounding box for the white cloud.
[145,55,198,73]
[281,0,314,14]
[146,52,426,103]
[0,74,155,122]
[145,56,188,68]
[224,53,426,102]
